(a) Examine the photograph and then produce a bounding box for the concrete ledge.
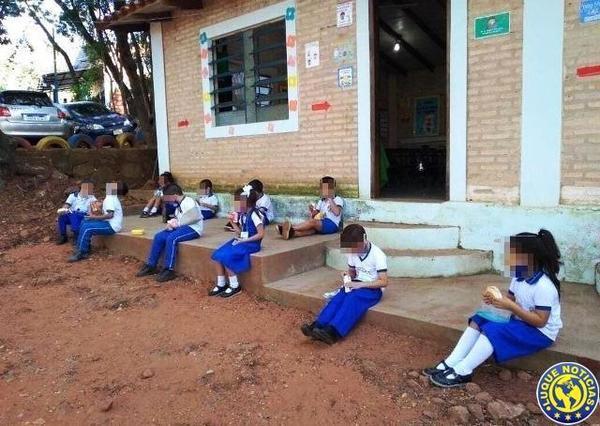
[352,221,460,250]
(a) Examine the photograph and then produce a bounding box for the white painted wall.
[150,22,170,173]
[520,0,564,206]
[356,0,372,199]
[448,0,468,202]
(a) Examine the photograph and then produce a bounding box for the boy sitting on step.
[278,176,343,239]
[56,180,97,245]
[196,179,219,220]
[300,224,388,344]
[140,171,174,218]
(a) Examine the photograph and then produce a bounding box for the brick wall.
[162,0,359,196]
[466,0,523,204]
[561,1,600,205]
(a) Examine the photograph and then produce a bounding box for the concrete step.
[97,216,338,292]
[263,267,600,373]
[349,221,460,250]
[326,245,493,278]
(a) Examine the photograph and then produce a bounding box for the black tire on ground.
[68,134,94,149]
[10,136,33,150]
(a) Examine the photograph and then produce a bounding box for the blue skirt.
[211,239,261,274]
[469,314,554,363]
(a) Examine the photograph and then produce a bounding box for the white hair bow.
[242,185,253,197]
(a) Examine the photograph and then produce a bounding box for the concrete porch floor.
[100,215,600,373]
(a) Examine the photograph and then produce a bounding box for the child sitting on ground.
[278,176,343,239]
[136,184,204,283]
[209,187,265,298]
[141,171,174,218]
[300,224,388,344]
[56,180,97,245]
[68,181,128,262]
[196,179,219,220]
[424,229,563,388]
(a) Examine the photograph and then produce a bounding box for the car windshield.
[0,92,53,107]
[68,103,111,117]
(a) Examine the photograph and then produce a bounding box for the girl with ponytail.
[424,229,563,388]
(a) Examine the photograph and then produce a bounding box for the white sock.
[229,275,239,289]
[150,207,158,214]
[452,334,494,377]
[143,207,150,213]
[442,327,481,369]
[217,276,226,287]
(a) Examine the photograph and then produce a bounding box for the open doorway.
[374,0,448,200]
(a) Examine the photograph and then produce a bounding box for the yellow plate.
[131,229,145,235]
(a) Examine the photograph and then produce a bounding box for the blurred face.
[504,242,535,278]
[234,195,248,212]
[321,182,335,198]
[198,184,210,196]
[340,240,367,254]
[106,182,117,196]
[80,183,93,197]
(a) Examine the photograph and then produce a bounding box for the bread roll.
[484,285,502,300]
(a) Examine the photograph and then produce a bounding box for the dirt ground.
[0,179,599,425]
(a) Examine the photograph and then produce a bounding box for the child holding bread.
[424,229,563,388]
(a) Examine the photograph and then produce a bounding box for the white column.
[449,0,468,202]
[356,0,372,199]
[520,0,564,206]
[150,22,170,173]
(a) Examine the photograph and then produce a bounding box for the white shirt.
[153,188,163,198]
[509,273,562,341]
[102,195,123,233]
[176,196,203,235]
[196,194,218,212]
[256,194,274,222]
[347,242,387,283]
[316,196,344,226]
[65,192,97,213]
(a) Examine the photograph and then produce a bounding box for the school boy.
[56,180,97,244]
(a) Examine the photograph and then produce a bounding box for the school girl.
[300,224,388,344]
[137,184,204,282]
[209,187,265,298]
[248,179,275,225]
[425,229,563,388]
[56,180,97,244]
[196,179,219,220]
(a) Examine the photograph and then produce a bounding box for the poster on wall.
[414,96,440,137]
[336,2,353,27]
[305,41,320,68]
[474,11,511,39]
[338,66,353,89]
[580,0,600,23]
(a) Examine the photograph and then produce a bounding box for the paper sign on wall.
[338,66,353,89]
[337,2,353,27]
[580,0,600,23]
[305,41,320,68]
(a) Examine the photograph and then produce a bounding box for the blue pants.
[76,220,115,254]
[146,225,200,270]
[201,210,215,220]
[316,288,382,337]
[319,218,339,234]
[57,211,86,237]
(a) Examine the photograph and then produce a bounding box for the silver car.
[0,90,71,140]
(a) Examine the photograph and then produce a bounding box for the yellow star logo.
[554,413,561,419]
[565,414,571,421]
[575,412,582,419]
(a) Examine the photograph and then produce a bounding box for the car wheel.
[10,136,33,150]
[67,134,94,149]
[115,132,136,148]
[95,135,116,149]
[36,136,69,150]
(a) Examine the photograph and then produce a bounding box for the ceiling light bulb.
[393,42,400,52]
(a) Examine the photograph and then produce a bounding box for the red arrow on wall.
[311,101,331,111]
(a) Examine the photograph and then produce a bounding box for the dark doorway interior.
[375,0,448,200]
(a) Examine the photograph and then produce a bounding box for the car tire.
[116,132,136,148]
[67,134,94,149]
[36,136,69,150]
[134,128,147,146]
[10,136,33,150]
[95,135,116,149]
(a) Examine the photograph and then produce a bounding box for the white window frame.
[199,0,298,139]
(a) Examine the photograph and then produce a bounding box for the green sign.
[474,12,511,39]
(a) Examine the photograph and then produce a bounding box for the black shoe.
[136,263,158,277]
[68,251,88,263]
[140,211,149,218]
[276,224,283,236]
[56,235,68,245]
[208,284,228,296]
[219,286,241,298]
[311,325,339,345]
[429,368,473,388]
[423,360,451,377]
[224,222,235,232]
[300,322,317,337]
[155,269,176,283]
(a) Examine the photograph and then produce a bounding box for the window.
[0,91,53,107]
[211,19,288,126]
[199,1,299,138]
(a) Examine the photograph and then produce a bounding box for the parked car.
[0,90,71,140]
[56,102,137,140]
